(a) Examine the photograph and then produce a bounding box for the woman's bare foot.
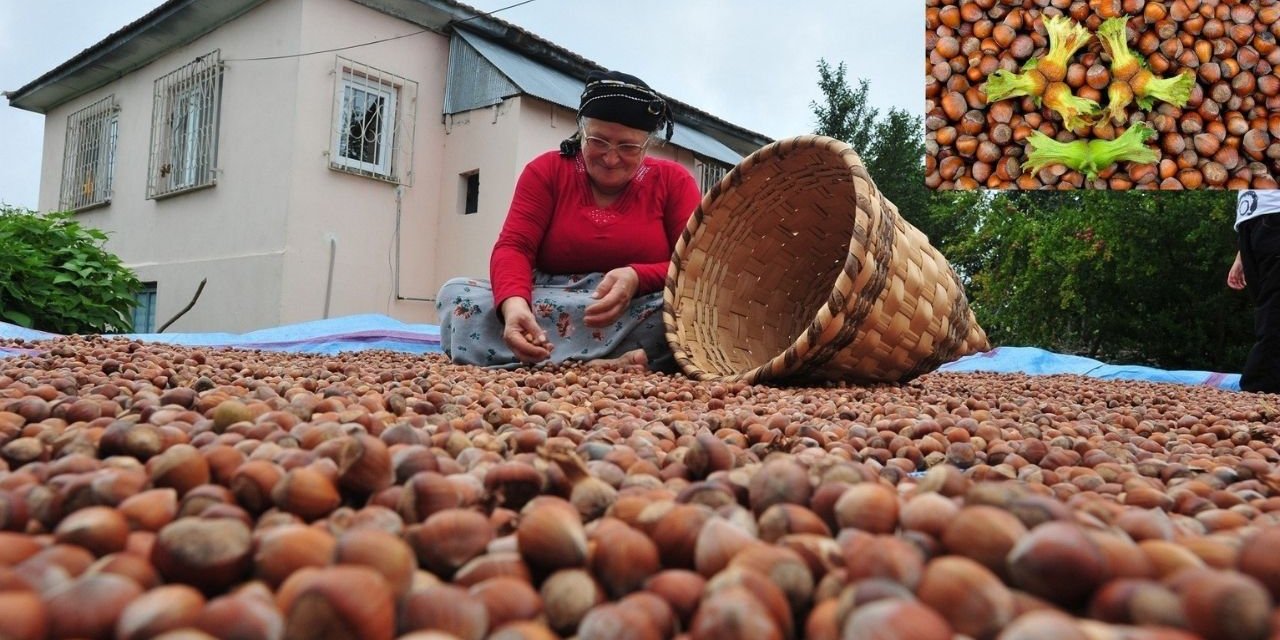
[585,349,648,371]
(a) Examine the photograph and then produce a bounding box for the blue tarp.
[938,346,1240,392]
[0,316,1241,391]
[0,314,441,357]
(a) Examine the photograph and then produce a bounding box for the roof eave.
[6,0,266,114]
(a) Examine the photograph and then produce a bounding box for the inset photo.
[925,0,1280,190]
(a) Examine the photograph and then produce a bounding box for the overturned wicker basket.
[662,135,989,385]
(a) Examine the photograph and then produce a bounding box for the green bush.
[0,205,141,334]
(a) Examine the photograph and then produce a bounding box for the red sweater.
[490,150,701,306]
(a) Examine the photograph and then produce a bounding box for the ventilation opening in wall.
[461,170,479,215]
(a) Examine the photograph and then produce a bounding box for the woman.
[437,70,702,371]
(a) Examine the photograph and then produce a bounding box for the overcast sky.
[0,0,922,210]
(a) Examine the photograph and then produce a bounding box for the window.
[697,158,729,193]
[132,283,158,333]
[147,51,224,198]
[59,96,118,211]
[462,171,479,214]
[330,58,418,184]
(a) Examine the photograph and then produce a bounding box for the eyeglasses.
[581,134,648,159]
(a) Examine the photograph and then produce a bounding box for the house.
[6,0,771,333]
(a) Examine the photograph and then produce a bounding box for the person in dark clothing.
[1228,189,1280,393]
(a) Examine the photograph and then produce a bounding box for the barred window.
[330,58,417,184]
[697,158,729,193]
[59,96,118,211]
[147,51,223,199]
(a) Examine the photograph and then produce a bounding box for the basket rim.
[662,134,872,384]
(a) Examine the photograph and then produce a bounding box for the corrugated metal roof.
[454,29,742,166]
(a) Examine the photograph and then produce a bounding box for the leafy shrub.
[0,205,141,333]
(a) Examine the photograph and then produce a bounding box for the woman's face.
[580,118,651,193]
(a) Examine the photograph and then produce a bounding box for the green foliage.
[810,60,932,246]
[945,190,1250,371]
[0,205,142,334]
[807,67,1246,373]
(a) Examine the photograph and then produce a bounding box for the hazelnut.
[915,555,1015,638]
[516,497,587,575]
[840,598,952,640]
[469,576,543,630]
[118,488,179,532]
[757,503,832,542]
[334,527,415,598]
[406,508,494,579]
[53,505,129,557]
[1007,521,1108,608]
[195,585,286,640]
[747,458,812,515]
[44,572,144,640]
[270,466,340,522]
[588,517,660,598]
[643,569,706,628]
[147,444,210,496]
[252,524,336,588]
[115,584,206,640]
[0,590,47,640]
[689,585,784,640]
[398,584,489,640]
[694,516,760,578]
[277,565,395,640]
[940,504,1027,580]
[540,568,605,635]
[833,482,899,534]
[577,602,662,640]
[151,517,252,595]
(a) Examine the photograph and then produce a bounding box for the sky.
[0,0,922,210]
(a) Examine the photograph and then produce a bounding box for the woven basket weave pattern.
[663,135,989,385]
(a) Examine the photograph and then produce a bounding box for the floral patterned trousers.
[436,272,674,371]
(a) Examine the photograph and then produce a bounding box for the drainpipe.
[394,184,434,302]
[323,233,337,318]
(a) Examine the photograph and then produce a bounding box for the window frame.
[132,282,158,334]
[328,57,417,185]
[146,50,224,200]
[59,96,119,212]
[332,72,398,177]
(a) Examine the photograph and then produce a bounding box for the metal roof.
[453,29,743,166]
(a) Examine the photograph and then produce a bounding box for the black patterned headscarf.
[560,70,675,156]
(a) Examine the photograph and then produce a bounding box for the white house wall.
[31,0,719,332]
[277,0,448,326]
[36,0,305,334]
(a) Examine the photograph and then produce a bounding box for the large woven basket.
[662,135,989,385]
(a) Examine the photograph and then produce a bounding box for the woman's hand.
[500,297,552,363]
[1228,251,1247,290]
[585,267,639,328]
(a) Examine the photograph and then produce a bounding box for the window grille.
[697,158,729,194]
[132,283,158,333]
[330,57,417,185]
[59,96,118,211]
[147,51,223,199]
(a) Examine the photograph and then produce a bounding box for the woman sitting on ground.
[436,69,701,371]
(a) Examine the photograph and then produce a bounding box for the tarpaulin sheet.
[0,318,1242,391]
[939,346,1240,392]
[0,314,441,356]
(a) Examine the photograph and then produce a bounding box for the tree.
[948,190,1251,371]
[810,60,933,246]
[0,206,141,334]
